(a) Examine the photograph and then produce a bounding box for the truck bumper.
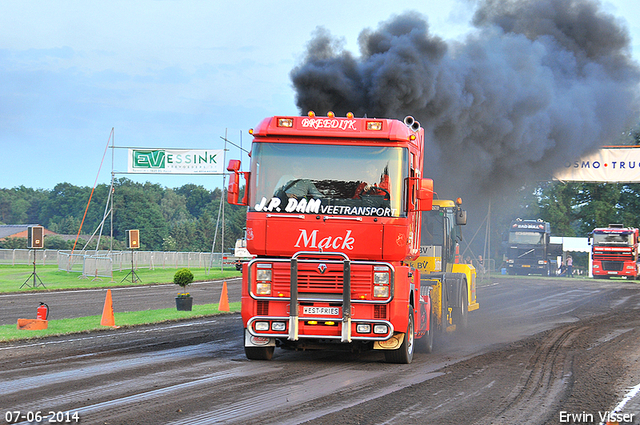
[245,328,275,347]
[507,264,548,274]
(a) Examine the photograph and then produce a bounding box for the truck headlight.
[256,268,272,281]
[373,324,388,334]
[256,283,271,295]
[256,264,272,295]
[271,322,286,331]
[373,270,390,285]
[373,266,390,298]
[356,324,371,333]
[255,321,269,331]
[374,285,389,298]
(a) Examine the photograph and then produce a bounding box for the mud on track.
[3,277,640,425]
[317,305,640,425]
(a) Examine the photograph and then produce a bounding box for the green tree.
[0,186,48,224]
[537,182,578,236]
[38,183,110,237]
[573,183,622,235]
[48,215,82,234]
[112,179,169,250]
[170,220,197,252]
[160,189,191,223]
[195,213,215,252]
[44,235,72,250]
[0,180,247,253]
[0,237,27,249]
[163,235,177,251]
[617,184,640,229]
[175,184,215,217]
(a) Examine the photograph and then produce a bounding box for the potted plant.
[174,268,194,311]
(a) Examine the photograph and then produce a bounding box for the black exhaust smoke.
[290,0,640,203]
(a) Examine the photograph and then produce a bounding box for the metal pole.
[111,128,115,253]
[33,249,36,288]
[209,195,223,273]
[483,201,491,276]
[221,129,227,271]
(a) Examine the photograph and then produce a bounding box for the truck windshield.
[249,143,408,217]
[422,208,459,263]
[509,231,544,245]
[422,210,445,246]
[593,232,632,245]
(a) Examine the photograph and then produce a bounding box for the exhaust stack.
[404,116,420,131]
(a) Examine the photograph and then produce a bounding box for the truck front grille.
[374,304,386,319]
[257,300,269,315]
[272,263,372,294]
[602,261,624,271]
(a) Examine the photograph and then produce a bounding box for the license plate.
[303,306,340,316]
[522,265,530,267]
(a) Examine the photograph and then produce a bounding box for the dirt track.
[3,276,640,425]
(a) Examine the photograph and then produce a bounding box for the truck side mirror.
[412,178,433,212]
[456,209,467,226]
[227,160,249,206]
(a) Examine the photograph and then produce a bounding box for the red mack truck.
[227,112,474,363]
[591,224,640,279]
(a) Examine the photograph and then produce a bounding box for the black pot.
[175,297,193,311]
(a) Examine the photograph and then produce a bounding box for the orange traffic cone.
[218,281,230,312]
[100,289,116,327]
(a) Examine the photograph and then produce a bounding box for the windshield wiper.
[518,248,535,258]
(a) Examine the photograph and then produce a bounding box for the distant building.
[0,225,57,241]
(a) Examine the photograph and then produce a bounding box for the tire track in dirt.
[474,326,584,424]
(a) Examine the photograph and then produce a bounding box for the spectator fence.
[1,248,227,278]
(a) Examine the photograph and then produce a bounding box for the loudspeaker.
[126,229,140,249]
[28,226,44,249]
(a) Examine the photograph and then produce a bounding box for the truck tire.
[416,308,434,354]
[385,309,415,364]
[244,345,275,360]
[454,282,468,331]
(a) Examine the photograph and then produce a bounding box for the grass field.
[0,265,241,293]
[1,302,241,342]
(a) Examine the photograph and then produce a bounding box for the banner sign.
[127,149,223,174]
[554,147,640,182]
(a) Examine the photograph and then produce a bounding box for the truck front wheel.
[245,346,275,360]
[385,309,414,364]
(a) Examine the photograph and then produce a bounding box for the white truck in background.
[224,237,254,271]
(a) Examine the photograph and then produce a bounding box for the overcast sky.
[1,0,638,191]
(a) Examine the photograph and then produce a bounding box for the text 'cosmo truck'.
[227,112,478,363]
